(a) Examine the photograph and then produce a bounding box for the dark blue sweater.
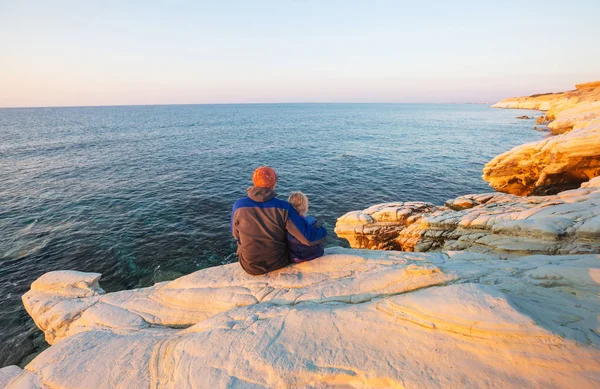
[231,187,327,275]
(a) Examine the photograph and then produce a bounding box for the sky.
[1,0,599,107]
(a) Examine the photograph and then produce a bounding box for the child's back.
[287,192,325,263]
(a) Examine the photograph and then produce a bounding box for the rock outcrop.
[2,248,600,388]
[491,81,600,120]
[482,116,600,195]
[491,91,563,111]
[485,81,600,195]
[21,254,454,346]
[335,177,600,253]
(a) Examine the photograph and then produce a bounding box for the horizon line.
[0,101,494,109]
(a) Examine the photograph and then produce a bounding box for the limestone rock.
[483,117,600,195]
[335,177,600,254]
[9,248,600,388]
[485,81,600,195]
[491,82,600,118]
[445,196,478,210]
[335,202,439,250]
[547,100,600,134]
[491,92,563,111]
[22,253,455,345]
[576,80,600,90]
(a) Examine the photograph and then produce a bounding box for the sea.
[0,103,544,366]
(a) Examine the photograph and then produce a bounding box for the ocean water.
[0,103,544,366]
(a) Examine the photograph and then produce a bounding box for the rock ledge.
[335,177,600,254]
[2,248,600,388]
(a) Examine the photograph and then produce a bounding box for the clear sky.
[1,0,599,107]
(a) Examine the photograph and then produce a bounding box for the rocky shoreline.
[2,83,600,388]
[484,81,600,195]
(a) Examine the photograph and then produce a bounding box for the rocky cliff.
[2,248,600,388]
[491,81,600,121]
[484,81,600,195]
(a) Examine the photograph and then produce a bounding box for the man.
[231,166,327,275]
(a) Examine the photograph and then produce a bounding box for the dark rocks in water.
[516,115,532,119]
[532,126,550,132]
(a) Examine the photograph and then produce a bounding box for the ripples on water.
[0,103,543,366]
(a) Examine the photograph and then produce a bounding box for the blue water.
[0,103,543,366]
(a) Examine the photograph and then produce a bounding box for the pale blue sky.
[1,0,599,107]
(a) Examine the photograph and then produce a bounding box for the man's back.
[231,186,327,275]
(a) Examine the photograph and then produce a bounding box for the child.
[287,191,325,263]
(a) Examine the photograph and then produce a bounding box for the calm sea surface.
[0,103,543,366]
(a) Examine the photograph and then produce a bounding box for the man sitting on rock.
[231,166,327,275]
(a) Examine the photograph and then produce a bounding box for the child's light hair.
[288,191,309,216]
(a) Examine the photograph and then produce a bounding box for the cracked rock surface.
[335,177,600,254]
[2,248,600,388]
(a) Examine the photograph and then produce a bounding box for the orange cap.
[252,166,278,189]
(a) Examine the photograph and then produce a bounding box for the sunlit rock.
[22,251,455,345]
[10,248,600,388]
[491,81,600,117]
[336,178,600,254]
[445,196,479,210]
[335,202,439,250]
[547,100,600,134]
[483,117,600,195]
[486,81,600,195]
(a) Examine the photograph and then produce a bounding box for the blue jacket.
[231,187,327,275]
[287,215,325,263]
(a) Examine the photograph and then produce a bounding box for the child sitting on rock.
[287,191,325,263]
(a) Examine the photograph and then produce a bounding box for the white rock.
[22,251,455,345]
[11,248,600,388]
[0,366,25,388]
[335,179,600,254]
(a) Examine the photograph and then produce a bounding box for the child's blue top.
[286,215,325,263]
